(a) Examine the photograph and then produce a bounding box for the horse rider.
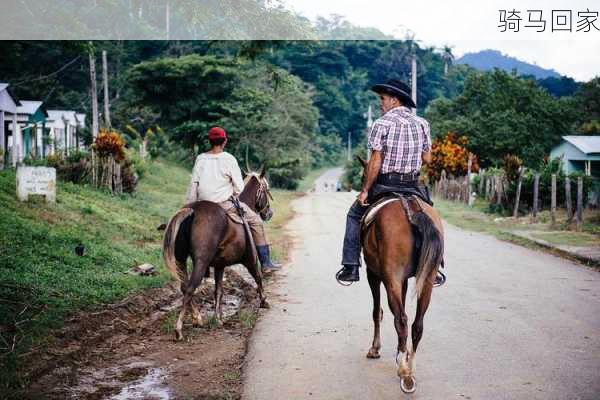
[336,79,443,284]
[186,126,281,271]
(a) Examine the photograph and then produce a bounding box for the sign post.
[16,166,56,203]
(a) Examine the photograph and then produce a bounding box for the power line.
[12,56,82,87]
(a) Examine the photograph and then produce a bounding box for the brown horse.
[162,167,273,341]
[358,157,444,393]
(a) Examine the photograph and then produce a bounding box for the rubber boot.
[257,245,282,271]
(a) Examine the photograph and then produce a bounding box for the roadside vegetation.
[0,158,314,392]
[434,197,600,264]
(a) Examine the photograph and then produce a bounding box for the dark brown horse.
[162,168,273,341]
[358,157,444,393]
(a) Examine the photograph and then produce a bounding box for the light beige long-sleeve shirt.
[186,151,245,203]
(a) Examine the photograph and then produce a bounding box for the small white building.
[46,110,85,156]
[0,83,20,166]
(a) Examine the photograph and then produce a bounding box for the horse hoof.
[366,349,380,359]
[400,376,416,393]
[174,330,184,341]
[260,300,270,309]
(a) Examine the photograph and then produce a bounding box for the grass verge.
[434,197,600,265]
[0,160,189,390]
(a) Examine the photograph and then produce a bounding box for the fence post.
[551,174,557,226]
[440,170,447,199]
[576,176,583,231]
[565,177,573,223]
[479,169,485,196]
[513,168,523,218]
[467,154,473,205]
[495,175,503,205]
[532,173,540,222]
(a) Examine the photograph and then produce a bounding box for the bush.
[427,132,480,181]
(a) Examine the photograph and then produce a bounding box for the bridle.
[245,173,273,219]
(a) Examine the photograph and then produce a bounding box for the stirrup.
[433,271,446,287]
[335,267,355,287]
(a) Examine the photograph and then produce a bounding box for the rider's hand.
[357,190,369,206]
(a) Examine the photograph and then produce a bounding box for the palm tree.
[441,45,455,75]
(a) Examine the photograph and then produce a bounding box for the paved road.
[244,170,600,400]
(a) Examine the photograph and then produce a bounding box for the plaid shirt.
[368,106,432,174]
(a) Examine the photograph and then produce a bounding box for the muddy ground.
[16,267,271,400]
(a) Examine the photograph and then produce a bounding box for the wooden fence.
[432,167,587,231]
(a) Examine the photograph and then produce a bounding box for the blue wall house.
[16,100,48,159]
[550,136,600,177]
[550,135,600,205]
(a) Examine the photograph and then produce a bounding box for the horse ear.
[356,155,367,169]
[259,163,267,178]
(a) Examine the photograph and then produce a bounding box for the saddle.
[361,193,425,230]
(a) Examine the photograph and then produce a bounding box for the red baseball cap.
[208,126,227,140]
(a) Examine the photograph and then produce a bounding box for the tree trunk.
[102,50,111,129]
[89,45,99,187]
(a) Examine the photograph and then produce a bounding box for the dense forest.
[1,31,597,188]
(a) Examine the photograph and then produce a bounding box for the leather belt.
[377,172,420,185]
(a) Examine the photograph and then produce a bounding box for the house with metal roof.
[0,82,19,167]
[550,136,600,177]
[16,100,48,158]
[46,109,85,156]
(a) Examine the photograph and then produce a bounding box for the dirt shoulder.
[15,268,259,400]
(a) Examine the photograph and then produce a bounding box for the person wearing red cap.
[186,126,281,271]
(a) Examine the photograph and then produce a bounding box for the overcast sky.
[284,0,600,81]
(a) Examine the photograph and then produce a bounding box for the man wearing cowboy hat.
[186,126,281,271]
[337,79,442,283]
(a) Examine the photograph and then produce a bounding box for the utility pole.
[366,104,373,160]
[411,53,417,115]
[347,132,352,162]
[89,45,99,139]
[102,50,111,129]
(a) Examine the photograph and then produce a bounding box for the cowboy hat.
[371,79,416,108]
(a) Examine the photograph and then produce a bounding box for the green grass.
[0,159,188,389]
[434,197,600,249]
[531,232,600,247]
[0,159,302,391]
[238,309,257,329]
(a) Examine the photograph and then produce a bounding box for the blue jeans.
[341,199,368,266]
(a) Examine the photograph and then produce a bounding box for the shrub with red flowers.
[426,132,479,181]
[94,129,125,161]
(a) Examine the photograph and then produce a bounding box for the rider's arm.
[421,119,433,166]
[422,151,432,165]
[185,157,201,203]
[362,150,382,193]
[230,157,245,196]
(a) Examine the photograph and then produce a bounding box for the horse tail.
[162,207,194,283]
[412,211,444,298]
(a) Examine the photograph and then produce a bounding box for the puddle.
[111,367,172,400]
[68,361,172,400]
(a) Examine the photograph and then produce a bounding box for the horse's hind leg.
[384,278,411,386]
[408,279,434,380]
[244,261,269,309]
[366,268,383,359]
[175,258,209,340]
[213,267,225,324]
